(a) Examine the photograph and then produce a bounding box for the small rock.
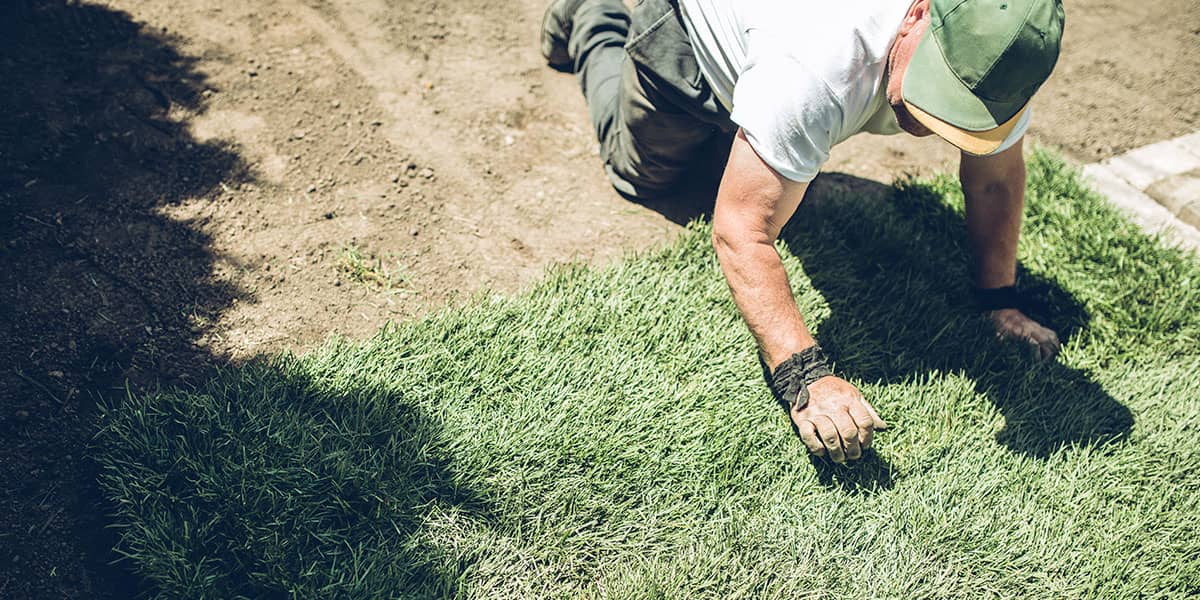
[47,371,64,379]
[292,130,306,140]
[331,99,341,108]
[410,228,420,236]
[419,168,435,179]
[397,179,408,188]
[391,174,401,183]
[247,69,258,77]
[323,211,335,220]
[307,185,317,193]
[503,134,514,146]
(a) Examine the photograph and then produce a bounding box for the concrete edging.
[1081,131,1200,253]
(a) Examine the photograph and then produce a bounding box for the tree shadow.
[0,1,254,596]
[632,166,1132,464]
[0,1,457,597]
[96,356,492,598]
[0,3,491,593]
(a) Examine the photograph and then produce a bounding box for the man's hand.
[988,308,1061,363]
[791,376,888,463]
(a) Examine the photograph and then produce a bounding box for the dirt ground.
[1,0,1197,596]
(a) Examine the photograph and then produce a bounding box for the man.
[542,0,1065,463]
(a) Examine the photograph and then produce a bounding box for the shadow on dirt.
[0,3,483,596]
[0,1,250,596]
[633,165,1132,467]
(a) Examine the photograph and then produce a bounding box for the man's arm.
[959,138,1061,362]
[713,130,886,463]
[712,130,814,367]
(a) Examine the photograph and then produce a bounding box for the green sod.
[97,149,1200,599]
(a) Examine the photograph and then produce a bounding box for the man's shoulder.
[741,0,906,93]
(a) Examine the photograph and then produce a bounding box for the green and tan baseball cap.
[902,0,1065,155]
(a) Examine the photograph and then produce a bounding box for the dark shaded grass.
[98,150,1200,598]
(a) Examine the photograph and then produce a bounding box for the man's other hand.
[988,307,1061,363]
[791,376,888,464]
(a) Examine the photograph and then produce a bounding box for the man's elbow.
[712,216,773,257]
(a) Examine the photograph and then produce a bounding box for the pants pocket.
[624,0,702,90]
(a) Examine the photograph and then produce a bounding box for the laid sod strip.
[97,150,1200,599]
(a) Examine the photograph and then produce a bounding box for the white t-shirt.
[678,0,1029,183]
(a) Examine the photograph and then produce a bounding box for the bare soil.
[1,0,1196,596]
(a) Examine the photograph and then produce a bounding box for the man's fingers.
[814,416,846,464]
[847,403,875,449]
[1037,340,1056,362]
[832,412,862,461]
[1023,328,1060,362]
[994,309,1062,363]
[860,397,889,430]
[1039,330,1061,362]
[795,419,826,456]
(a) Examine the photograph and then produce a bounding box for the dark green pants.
[568,0,734,199]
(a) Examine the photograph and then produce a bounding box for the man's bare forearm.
[960,140,1025,289]
[711,131,816,370]
[959,139,1060,361]
[712,130,887,460]
[712,233,816,369]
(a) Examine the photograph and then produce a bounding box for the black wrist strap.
[767,345,832,412]
[974,285,1023,312]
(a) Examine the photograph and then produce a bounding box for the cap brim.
[904,100,1027,155]
[902,28,1028,155]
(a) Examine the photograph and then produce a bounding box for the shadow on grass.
[789,173,1132,460]
[97,356,489,598]
[635,165,1132,464]
[0,1,245,597]
[808,451,896,495]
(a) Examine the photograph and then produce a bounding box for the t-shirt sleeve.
[729,56,842,183]
[983,106,1032,156]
